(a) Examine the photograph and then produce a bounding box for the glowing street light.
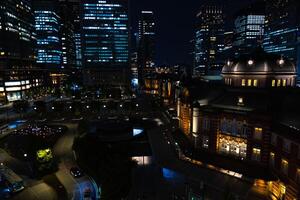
[248,59,254,65]
[279,59,285,65]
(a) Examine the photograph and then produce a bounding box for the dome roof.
[222,48,297,75]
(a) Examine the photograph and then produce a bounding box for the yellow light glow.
[272,80,276,87]
[248,79,252,86]
[253,79,258,87]
[242,79,246,86]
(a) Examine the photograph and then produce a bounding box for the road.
[52,123,99,200]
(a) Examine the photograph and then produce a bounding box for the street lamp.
[24,153,27,158]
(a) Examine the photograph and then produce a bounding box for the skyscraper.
[263,0,300,78]
[194,5,225,77]
[33,0,62,71]
[59,0,77,70]
[81,0,130,86]
[137,11,155,83]
[0,0,44,102]
[233,2,265,56]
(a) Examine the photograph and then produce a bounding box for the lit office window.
[282,79,286,87]
[238,97,244,105]
[272,80,276,87]
[253,127,263,140]
[253,79,258,87]
[242,79,246,86]
[277,79,281,87]
[252,148,261,161]
[281,159,288,175]
[247,79,252,86]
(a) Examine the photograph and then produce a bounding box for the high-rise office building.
[263,0,300,78]
[0,0,45,103]
[233,2,265,56]
[81,0,130,86]
[33,0,62,71]
[194,5,225,77]
[59,0,77,70]
[58,0,82,69]
[137,11,155,83]
[71,1,82,68]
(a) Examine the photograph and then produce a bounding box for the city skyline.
[1,1,300,200]
[131,0,252,65]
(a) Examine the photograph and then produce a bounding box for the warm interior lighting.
[253,79,258,87]
[242,79,246,86]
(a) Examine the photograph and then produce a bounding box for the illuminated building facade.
[58,0,76,70]
[177,50,300,199]
[73,2,82,68]
[194,5,225,77]
[263,0,300,78]
[0,0,46,103]
[233,2,265,56]
[222,48,297,88]
[81,0,130,86]
[33,0,62,71]
[138,11,156,84]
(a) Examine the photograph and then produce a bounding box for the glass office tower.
[34,0,62,71]
[59,0,77,70]
[263,0,300,79]
[194,5,225,77]
[0,0,43,103]
[234,2,265,56]
[137,11,156,84]
[81,0,130,86]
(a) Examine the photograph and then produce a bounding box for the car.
[70,167,83,178]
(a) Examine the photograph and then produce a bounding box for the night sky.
[130,0,253,66]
